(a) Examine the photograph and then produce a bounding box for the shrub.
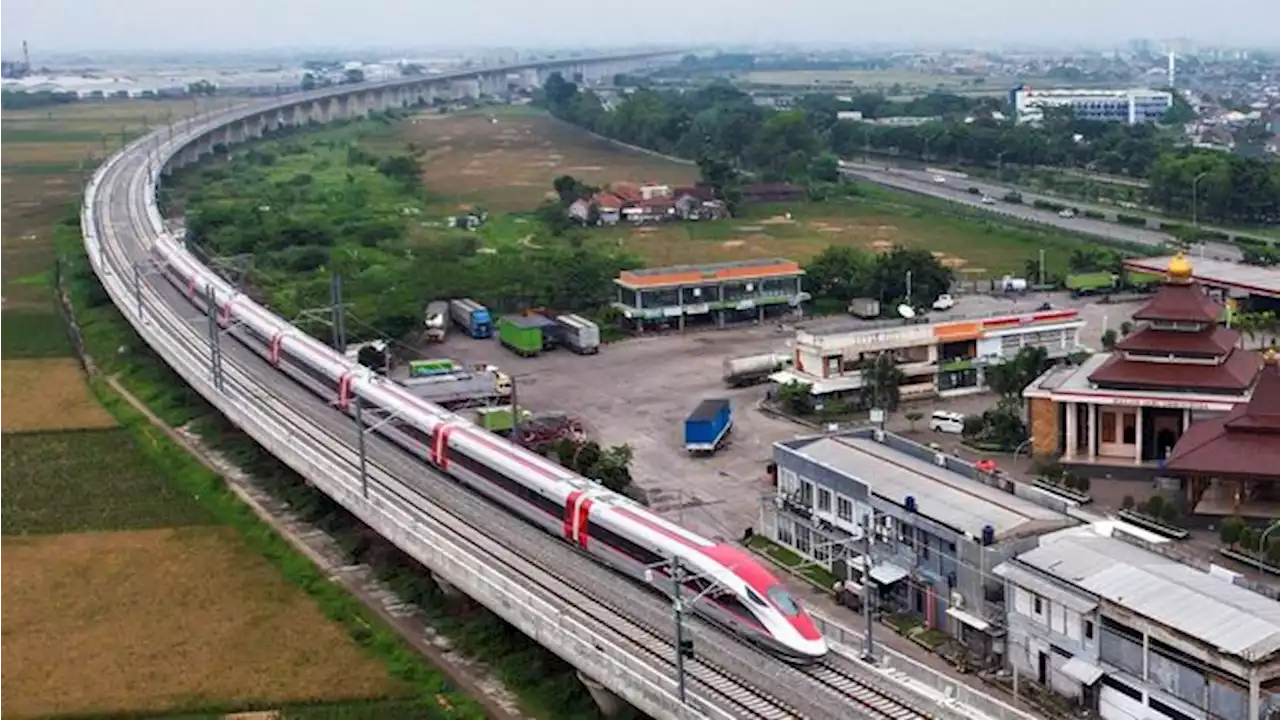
[1121,495,1135,510]
[967,186,981,195]
[1083,209,1105,220]
[1116,213,1147,227]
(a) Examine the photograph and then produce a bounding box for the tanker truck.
[722,352,793,388]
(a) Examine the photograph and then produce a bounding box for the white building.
[1012,87,1173,125]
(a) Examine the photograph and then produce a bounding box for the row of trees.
[803,245,955,311]
[542,74,1279,226]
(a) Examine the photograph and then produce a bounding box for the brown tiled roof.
[1132,281,1223,324]
[1088,348,1261,393]
[1115,325,1240,357]
[610,184,642,202]
[594,192,623,211]
[1166,358,1280,477]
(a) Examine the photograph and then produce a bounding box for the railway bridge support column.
[428,571,466,600]
[576,670,629,718]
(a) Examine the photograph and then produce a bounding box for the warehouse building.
[995,524,1280,720]
[612,258,809,332]
[1011,86,1173,125]
[761,428,1075,663]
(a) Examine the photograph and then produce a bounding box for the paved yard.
[432,292,1145,540]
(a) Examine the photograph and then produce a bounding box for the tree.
[343,68,366,85]
[1101,329,1118,351]
[552,174,592,206]
[301,73,318,91]
[985,346,1050,399]
[871,246,953,308]
[904,411,923,432]
[777,380,814,416]
[1219,517,1245,548]
[859,353,904,413]
[535,198,573,236]
[804,245,874,305]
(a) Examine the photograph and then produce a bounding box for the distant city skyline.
[3,0,1278,57]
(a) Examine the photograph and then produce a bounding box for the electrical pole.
[1039,249,1046,287]
[905,270,913,307]
[206,285,225,392]
[671,555,689,703]
[330,273,347,353]
[354,392,369,498]
[509,375,521,445]
[1192,171,1208,258]
[862,511,876,660]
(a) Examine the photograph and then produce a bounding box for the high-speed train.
[151,235,828,663]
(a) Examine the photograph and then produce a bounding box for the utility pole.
[330,273,348,353]
[1039,248,1046,287]
[354,392,369,498]
[905,270,913,307]
[862,511,876,660]
[671,555,689,703]
[509,375,521,445]
[1192,171,1208,258]
[206,285,225,392]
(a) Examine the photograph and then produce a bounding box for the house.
[739,182,806,204]
[672,186,728,220]
[566,198,592,224]
[622,197,676,224]
[593,192,623,225]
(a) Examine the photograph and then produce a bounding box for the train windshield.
[766,585,802,617]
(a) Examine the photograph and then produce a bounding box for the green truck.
[497,315,557,357]
[473,405,531,435]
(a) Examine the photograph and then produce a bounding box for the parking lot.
[434,292,1144,539]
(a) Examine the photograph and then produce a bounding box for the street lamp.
[996,150,1009,182]
[1259,520,1280,576]
[1192,171,1209,257]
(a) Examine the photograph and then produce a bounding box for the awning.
[869,563,909,585]
[945,606,992,632]
[1061,657,1105,686]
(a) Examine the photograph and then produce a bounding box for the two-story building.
[995,524,1280,720]
[769,308,1085,402]
[762,427,1076,662]
[612,258,809,332]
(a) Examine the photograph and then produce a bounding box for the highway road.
[84,75,965,720]
[840,161,1245,263]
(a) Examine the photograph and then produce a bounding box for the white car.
[981,195,996,205]
[1058,208,1076,218]
[932,294,956,311]
[932,175,947,184]
[929,411,966,434]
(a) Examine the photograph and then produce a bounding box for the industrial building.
[995,524,1280,720]
[611,258,809,332]
[762,428,1075,661]
[1011,86,1173,125]
[770,308,1085,401]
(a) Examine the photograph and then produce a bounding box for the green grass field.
[1,429,213,534]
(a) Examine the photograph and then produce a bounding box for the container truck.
[846,298,881,319]
[551,313,600,354]
[722,352,792,388]
[408,358,461,378]
[396,364,512,407]
[498,315,555,357]
[424,301,450,342]
[450,298,493,339]
[684,398,732,454]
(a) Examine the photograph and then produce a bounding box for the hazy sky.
[3,0,1277,54]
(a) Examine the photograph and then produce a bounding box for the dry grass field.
[1,527,408,719]
[388,106,699,212]
[1,358,117,432]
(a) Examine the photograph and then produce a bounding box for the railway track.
[89,103,970,720]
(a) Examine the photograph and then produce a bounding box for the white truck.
[395,363,513,407]
[424,301,450,343]
[723,352,793,387]
[550,313,600,354]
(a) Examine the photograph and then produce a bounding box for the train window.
[766,585,801,617]
[745,588,768,607]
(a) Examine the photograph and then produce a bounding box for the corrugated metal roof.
[793,436,1068,538]
[992,562,1099,614]
[1016,531,1280,662]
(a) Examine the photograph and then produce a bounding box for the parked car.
[932,175,947,184]
[932,294,956,311]
[929,410,966,435]
[1058,208,1076,219]
[981,195,996,205]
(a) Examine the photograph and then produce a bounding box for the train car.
[152,229,828,664]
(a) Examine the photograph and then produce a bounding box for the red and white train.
[154,242,828,663]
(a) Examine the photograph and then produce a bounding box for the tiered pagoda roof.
[1088,253,1260,394]
[1166,348,1280,477]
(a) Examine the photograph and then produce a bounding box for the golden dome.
[1166,252,1194,282]
[1265,347,1278,366]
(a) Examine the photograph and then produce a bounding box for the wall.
[1029,397,1060,456]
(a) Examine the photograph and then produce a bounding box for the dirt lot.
[1,527,408,718]
[388,107,699,212]
[1,358,117,432]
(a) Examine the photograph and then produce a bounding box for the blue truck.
[450,298,493,339]
[684,398,732,454]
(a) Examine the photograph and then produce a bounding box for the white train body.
[157,241,827,663]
